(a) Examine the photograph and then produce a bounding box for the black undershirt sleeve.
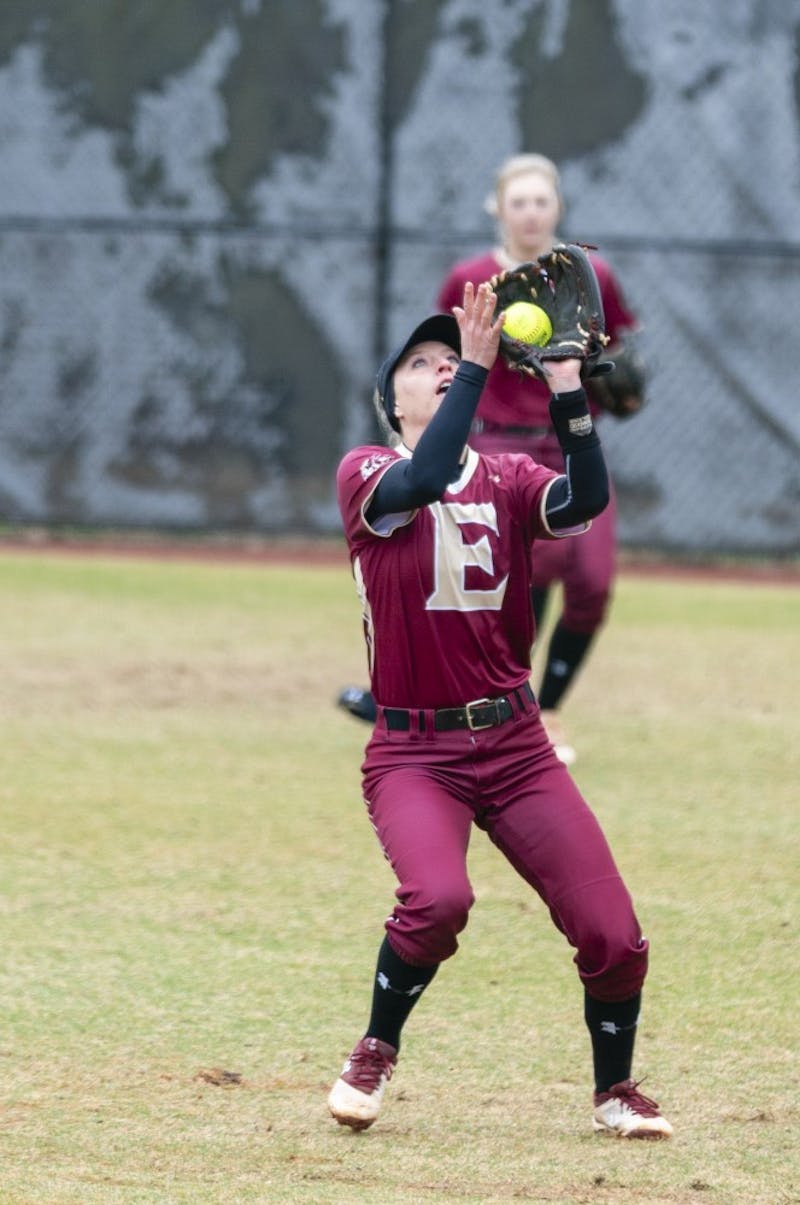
[367,373,609,530]
[367,361,488,521]
[544,388,610,529]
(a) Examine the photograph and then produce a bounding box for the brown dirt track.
[0,530,798,587]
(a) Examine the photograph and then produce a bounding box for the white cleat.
[593,1078,673,1139]
[553,741,577,766]
[328,1036,397,1131]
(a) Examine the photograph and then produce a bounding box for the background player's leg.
[537,623,596,710]
[538,493,617,760]
[530,584,549,631]
[551,490,616,690]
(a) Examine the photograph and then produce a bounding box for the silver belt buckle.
[465,697,495,731]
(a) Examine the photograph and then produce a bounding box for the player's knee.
[425,882,474,934]
[579,934,649,1002]
[409,881,474,960]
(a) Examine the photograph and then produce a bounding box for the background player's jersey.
[337,444,577,709]
[437,251,636,430]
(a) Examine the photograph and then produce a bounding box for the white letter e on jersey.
[426,501,508,611]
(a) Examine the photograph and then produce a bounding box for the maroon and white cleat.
[328,1036,398,1130]
[593,1078,673,1138]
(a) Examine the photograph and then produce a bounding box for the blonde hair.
[484,153,564,219]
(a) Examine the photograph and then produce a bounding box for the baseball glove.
[490,243,610,380]
[588,336,647,419]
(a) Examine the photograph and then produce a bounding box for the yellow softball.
[502,301,552,346]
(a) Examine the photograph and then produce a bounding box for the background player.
[338,153,643,764]
[328,278,671,1139]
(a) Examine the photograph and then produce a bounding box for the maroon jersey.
[437,251,636,431]
[336,444,588,709]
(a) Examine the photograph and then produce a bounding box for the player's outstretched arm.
[544,369,610,529]
[368,284,503,519]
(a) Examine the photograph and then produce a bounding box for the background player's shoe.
[328,1036,397,1129]
[539,709,577,765]
[337,686,377,724]
[592,1078,673,1138]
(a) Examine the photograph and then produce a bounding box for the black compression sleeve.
[545,387,610,528]
[368,361,488,519]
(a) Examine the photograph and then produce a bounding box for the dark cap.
[375,314,461,433]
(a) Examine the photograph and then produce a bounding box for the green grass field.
[0,549,797,1205]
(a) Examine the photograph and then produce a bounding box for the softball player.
[339,153,642,766]
[328,281,671,1138]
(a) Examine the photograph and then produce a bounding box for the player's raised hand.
[539,357,583,393]
[451,281,504,371]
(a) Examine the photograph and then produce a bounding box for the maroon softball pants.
[361,700,647,1003]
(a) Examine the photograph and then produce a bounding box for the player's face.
[498,170,561,256]
[392,340,460,444]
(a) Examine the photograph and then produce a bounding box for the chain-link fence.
[0,1,798,555]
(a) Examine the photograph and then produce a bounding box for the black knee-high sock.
[365,937,438,1051]
[585,991,641,1093]
[538,622,595,709]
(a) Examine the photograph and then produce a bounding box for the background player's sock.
[365,937,438,1050]
[538,622,595,709]
[584,991,641,1092]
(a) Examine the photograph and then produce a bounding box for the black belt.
[383,683,534,733]
[471,420,552,437]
